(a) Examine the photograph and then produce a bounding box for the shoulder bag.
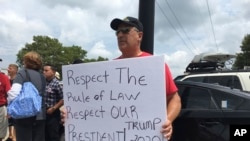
[7,69,42,119]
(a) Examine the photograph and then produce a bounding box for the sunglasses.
[116,27,139,35]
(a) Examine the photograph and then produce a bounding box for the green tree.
[233,34,250,69]
[16,35,87,74]
[84,56,108,62]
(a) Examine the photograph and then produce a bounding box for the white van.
[179,72,250,92]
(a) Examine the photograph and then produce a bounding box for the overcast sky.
[1,0,250,77]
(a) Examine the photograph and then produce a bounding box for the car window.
[207,76,242,90]
[211,90,249,110]
[183,75,243,90]
[180,86,216,109]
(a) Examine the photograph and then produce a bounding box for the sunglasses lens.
[116,28,130,35]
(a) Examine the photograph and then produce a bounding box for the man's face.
[43,66,55,80]
[116,24,142,52]
[7,66,17,76]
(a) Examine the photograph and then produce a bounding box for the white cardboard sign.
[62,55,167,141]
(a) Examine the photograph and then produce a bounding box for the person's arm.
[7,83,22,103]
[7,71,26,103]
[53,99,63,109]
[161,92,181,140]
[47,99,64,114]
[167,92,181,124]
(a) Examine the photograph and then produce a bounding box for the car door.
[211,89,250,124]
[173,84,228,141]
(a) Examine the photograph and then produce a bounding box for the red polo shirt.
[0,73,11,106]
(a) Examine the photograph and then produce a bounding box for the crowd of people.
[1,53,64,141]
[0,16,181,141]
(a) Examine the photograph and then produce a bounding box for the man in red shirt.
[110,16,181,140]
[0,72,11,141]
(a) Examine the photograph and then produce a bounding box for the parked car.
[176,71,250,92]
[172,81,250,141]
[175,52,250,92]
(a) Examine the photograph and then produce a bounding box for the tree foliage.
[84,56,108,62]
[233,34,250,69]
[16,35,108,75]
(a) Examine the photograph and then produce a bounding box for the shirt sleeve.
[7,83,22,103]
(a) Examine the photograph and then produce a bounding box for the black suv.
[172,81,250,141]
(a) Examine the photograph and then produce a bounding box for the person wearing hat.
[110,16,181,140]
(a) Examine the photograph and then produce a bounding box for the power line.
[156,0,195,55]
[164,0,199,54]
[206,0,218,51]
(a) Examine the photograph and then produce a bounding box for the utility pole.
[139,0,155,54]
